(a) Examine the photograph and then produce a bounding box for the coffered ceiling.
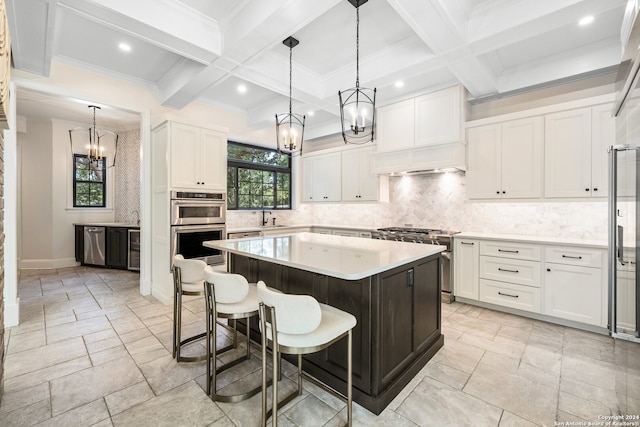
[6,0,629,139]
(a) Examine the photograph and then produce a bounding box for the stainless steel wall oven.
[170,191,225,225]
[170,191,226,266]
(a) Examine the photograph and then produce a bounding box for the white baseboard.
[19,258,80,269]
[4,297,20,327]
[152,286,172,305]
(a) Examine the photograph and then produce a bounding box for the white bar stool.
[257,281,357,427]
[172,255,207,363]
[204,266,264,402]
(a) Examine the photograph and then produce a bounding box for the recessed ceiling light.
[307,110,315,116]
[118,42,131,52]
[395,81,404,88]
[237,84,247,94]
[579,15,594,26]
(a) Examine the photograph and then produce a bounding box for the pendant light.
[339,0,376,145]
[69,105,119,167]
[276,36,305,156]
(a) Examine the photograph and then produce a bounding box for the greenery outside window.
[227,141,291,210]
[73,154,106,207]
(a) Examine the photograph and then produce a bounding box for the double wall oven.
[170,191,226,266]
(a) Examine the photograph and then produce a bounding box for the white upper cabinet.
[414,86,465,147]
[467,124,501,199]
[170,122,226,191]
[303,146,387,203]
[342,146,379,201]
[545,104,614,198]
[376,85,467,153]
[376,99,414,153]
[302,153,342,202]
[467,116,543,199]
[591,103,615,198]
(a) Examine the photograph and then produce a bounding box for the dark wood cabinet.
[74,225,84,262]
[106,227,129,269]
[75,225,137,270]
[229,252,443,414]
[377,257,440,389]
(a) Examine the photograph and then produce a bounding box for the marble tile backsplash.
[114,129,141,224]
[227,171,609,241]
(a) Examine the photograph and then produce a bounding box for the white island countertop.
[204,232,444,280]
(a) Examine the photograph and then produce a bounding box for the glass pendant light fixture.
[339,0,376,145]
[69,105,119,167]
[276,36,305,156]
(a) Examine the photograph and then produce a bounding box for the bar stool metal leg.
[205,280,264,403]
[172,266,207,363]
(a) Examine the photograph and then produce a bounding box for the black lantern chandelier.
[338,0,376,145]
[276,36,305,156]
[69,105,119,167]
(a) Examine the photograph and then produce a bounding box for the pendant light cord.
[356,6,360,89]
[92,106,97,146]
[289,45,293,116]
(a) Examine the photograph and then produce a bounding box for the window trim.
[227,141,292,210]
[73,154,107,208]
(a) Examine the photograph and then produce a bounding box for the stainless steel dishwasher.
[84,226,106,266]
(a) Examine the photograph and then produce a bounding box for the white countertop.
[454,231,607,249]
[204,232,444,280]
[226,224,379,234]
[74,222,140,228]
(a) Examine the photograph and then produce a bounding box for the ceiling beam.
[59,0,222,64]
[157,0,342,109]
[385,0,499,97]
[6,0,58,76]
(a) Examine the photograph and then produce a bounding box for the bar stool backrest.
[257,281,322,335]
[174,255,206,284]
[204,267,250,304]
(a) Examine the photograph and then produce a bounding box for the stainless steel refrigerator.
[610,7,640,342]
[608,144,639,343]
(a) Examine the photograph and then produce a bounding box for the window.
[227,141,291,210]
[73,154,106,207]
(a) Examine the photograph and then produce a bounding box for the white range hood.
[371,85,468,175]
[371,142,466,175]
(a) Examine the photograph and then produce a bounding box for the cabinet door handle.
[593,188,598,192]
[498,291,519,298]
[498,249,519,254]
[496,191,500,194]
[461,242,475,245]
[585,188,590,192]
[562,254,583,260]
[498,267,519,273]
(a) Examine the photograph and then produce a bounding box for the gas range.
[372,227,460,247]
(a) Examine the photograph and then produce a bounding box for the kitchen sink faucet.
[261,209,271,226]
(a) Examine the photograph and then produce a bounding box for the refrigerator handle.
[617,225,625,265]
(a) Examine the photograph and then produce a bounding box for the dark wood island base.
[230,252,444,415]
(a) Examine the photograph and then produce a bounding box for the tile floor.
[1,266,640,426]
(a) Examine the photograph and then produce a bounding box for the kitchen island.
[204,232,444,414]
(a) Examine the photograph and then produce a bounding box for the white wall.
[18,117,118,268]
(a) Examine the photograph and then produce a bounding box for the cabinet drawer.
[479,279,541,313]
[545,246,603,268]
[479,256,541,287]
[480,241,542,261]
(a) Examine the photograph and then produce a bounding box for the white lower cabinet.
[477,241,542,312]
[479,279,541,313]
[543,245,606,327]
[454,239,480,300]
[454,236,607,330]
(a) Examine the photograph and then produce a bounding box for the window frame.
[73,154,107,208]
[227,141,292,210]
